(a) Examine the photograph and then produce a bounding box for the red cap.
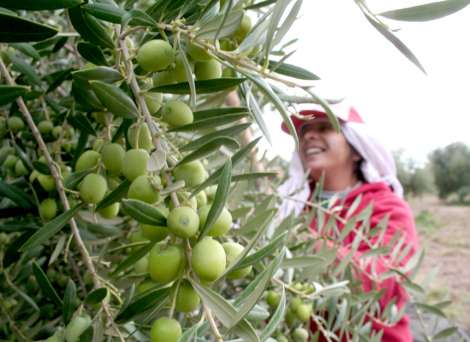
[281,107,364,135]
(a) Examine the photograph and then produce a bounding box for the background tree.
[429,142,470,201]
[394,150,434,197]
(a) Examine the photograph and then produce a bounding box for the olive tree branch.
[0,55,125,342]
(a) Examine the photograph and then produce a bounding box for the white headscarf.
[275,103,404,224]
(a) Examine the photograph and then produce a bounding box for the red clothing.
[309,182,419,341]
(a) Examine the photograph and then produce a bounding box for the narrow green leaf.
[179,322,201,342]
[196,9,243,39]
[82,2,125,24]
[0,85,28,105]
[121,199,167,226]
[193,107,249,121]
[170,113,248,132]
[244,0,276,10]
[190,136,261,195]
[112,241,156,275]
[260,286,286,341]
[433,327,459,340]
[122,9,158,27]
[0,180,35,208]
[45,68,74,93]
[90,80,139,119]
[237,208,276,235]
[77,42,109,66]
[178,51,197,108]
[10,42,40,60]
[63,279,77,324]
[181,123,251,152]
[0,12,58,42]
[10,53,42,86]
[281,256,325,269]
[231,249,285,328]
[243,85,271,144]
[268,60,320,80]
[272,0,302,48]
[68,6,114,49]
[264,0,290,61]
[115,286,171,323]
[32,261,63,307]
[68,113,97,135]
[357,2,426,74]
[232,232,287,271]
[0,0,82,10]
[85,288,108,305]
[72,79,103,111]
[72,66,122,83]
[200,160,232,239]
[379,0,470,21]
[191,281,260,342]
[96,179,131,210]
[415,303,446,318]
[176,137,239,166]
[64,169,93,189]
[232,172,278,182]
[151,78,246,94]
[20,204,83,251]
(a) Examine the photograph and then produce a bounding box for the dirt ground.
[408,195,470,330]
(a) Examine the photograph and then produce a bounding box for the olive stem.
[0,55,125,342]
[203,304,224,342]
[116,27,163,153]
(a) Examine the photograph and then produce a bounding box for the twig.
[203,304,224,342]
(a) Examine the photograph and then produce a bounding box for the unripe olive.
[134,254,149,274]
[64,314,92,342]
[295,303,312,322]
[223,241,252,279]
[137,279,158,294]
[92,111,109,126]
[292,327,309,342]
[161,100,193,128]
[174,54,192,82]
[3,154,17,169]
[191,237,226,282]
[75,150,100,172]
[137,39,175,72]
[173,160,208,187]
[168,206,199,238]
[289,297,302,312]
[14,159,28,177]
[130,230,148,244]
[37,173,55,192]
[144,92,163,115]
[52,126,63,139]
[187,42,212,61]
[7,116,24,133]
[92,138,105,152]
[195,59,222,80]
[79,173,107,204]
[266,290,281,308]
[140,223,168,242]
[175,280,200,312]
[199,205,232,237]
[122,149,149,181]
[98,202,120,219]
[232,13,252,43]
[285,309,297,327]
[0,117,6,138]
[150,317,182,342]
[40,198,58,221]
[38,120,53,135]
[127,122,153,151]
[276,335,289,342]
[128,175,160,204]
[195,191,207,208]
[101,143,125,175]
[148,244,185,284]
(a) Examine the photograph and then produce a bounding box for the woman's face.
[299,118,360,182]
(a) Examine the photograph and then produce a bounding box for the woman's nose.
[302,128,320,140]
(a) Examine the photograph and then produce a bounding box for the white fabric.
[275,104,404,224]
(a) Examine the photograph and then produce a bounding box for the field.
[409,195,470,332]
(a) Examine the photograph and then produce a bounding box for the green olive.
[199,205,232,237]
[144,92,163,115]
[140,223,168,242]
[191,237,226,282]
[175,280,200,312]
[195,59,222,80]
[150,317,182,342]
[161,100,193,128]
[127,122,153,151]
[38,120,53,135]
[64,314,92,342]
[39,198,58,221]
[14,159,28,177]
[167,206,200,238]
[128,175,160,204]
[187,41,212,62]
[137,39,175,72]
[173,160,208,187]
[75,150,100,172]
[79,173,107,204]
[98,202,120,219]
[148,244,185,284]
[7,116,24,133]
[223,241,252,279]
[122,149,149,181]
[101,143,125,175]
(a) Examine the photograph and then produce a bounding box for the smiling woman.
[278,103,419,341]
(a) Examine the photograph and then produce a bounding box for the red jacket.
[309,182,419,341]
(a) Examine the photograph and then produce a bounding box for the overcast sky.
[262,0,470,164]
